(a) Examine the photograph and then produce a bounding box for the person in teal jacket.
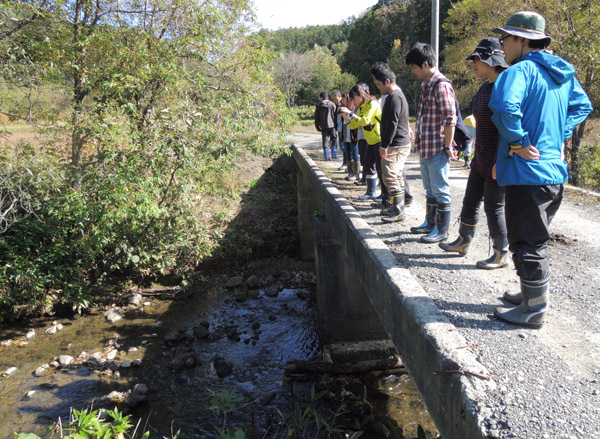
[489,11,593,328]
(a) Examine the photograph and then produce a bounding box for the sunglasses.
[499,34,512,45]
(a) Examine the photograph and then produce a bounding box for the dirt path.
[291,132,600,439]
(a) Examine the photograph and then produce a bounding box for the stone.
[265,286,279,297]
[278,270,292,281]
[35,364,51,377]
[247,289,260,299]
[57,355,74,367]
[128,293,143,306]
[106,390,125,401]
[234,291,247,302]
[45,325,58,335]
[104,309,123,323]
[193,326,210,339]
[1,367,17,377]
[225,276,244,288]
[25,329,36,339]
[212,356,233,378]
[245,274,259,289]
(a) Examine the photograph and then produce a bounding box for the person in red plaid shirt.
[405,43,457,243]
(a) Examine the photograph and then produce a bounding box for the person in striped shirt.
[439,37,510,270]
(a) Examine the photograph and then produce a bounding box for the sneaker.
[338,164,347,171]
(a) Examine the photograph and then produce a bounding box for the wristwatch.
[444,145,451,150]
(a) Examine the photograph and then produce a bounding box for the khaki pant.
[382,146,410,195]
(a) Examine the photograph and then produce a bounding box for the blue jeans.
[420,149,451,204]
[345,142,359,162]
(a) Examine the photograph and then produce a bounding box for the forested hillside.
[263,0,600,188]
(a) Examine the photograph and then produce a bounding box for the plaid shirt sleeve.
[416,74,458,159]
[435,82,457,128]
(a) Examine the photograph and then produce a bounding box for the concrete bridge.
[289,134,600,439]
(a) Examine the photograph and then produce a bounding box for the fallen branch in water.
[285,356,404,376]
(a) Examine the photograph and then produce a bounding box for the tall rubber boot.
[494,277,549,329]
[323,147,330,161]
[358,177,377,200]
[331,142,338,159]
[477,235,509,270]
[439,218,476,255]
[421,203,451,243]
[338,148,347,170]
[355,164,366,185]
[344,160,355,180]
[382,193,405,223]
[411,197,437,234]
[503,290,522,305]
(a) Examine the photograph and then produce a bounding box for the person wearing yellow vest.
[340,84,382,200]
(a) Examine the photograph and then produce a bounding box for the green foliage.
[577,142,600,191]
[208,387,246,439]
[15,407,178,439]
[260,23,353,54]
[0,0,292,320]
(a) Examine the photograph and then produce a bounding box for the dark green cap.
[493,11,551,44]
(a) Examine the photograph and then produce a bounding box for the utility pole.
[431,0,439,67]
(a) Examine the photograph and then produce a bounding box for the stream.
[1,267,439,438]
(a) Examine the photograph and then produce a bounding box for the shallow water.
[1,285,438,438]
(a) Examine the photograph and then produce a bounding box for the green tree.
[0,0,289,320]
[444,0,599,184]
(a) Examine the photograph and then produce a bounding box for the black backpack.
[434,78,472,152]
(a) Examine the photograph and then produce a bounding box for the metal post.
[431,0,439,67]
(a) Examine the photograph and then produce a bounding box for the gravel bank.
[292,133,600,439]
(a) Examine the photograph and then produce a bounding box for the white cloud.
[252,0,379,30]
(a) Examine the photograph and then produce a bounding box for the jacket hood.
[520,51,575,85]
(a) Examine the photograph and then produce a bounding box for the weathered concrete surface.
[292,144,494,439]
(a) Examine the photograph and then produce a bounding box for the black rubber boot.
[494,277,549,329]
[411,197,437,234]
[503,290,522,305]
[358,177,377,200]
[477,235,509,270]
[421,203,451,243]
[439,218,476,256]
[382,193,405,223]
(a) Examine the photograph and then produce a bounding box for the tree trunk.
[568,120,587,187]
[71,0,90,167]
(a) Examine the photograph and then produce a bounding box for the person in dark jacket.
[371,64,411,223]
[314,91,338,160]
[439,38,510,270]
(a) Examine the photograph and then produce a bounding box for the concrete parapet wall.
[292,145,495,439]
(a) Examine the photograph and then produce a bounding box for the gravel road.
[291,133,600,439]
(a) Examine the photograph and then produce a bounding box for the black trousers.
[460,169,506,237]
[357,138,367,166]
[321,128,337,149]
[505,184,563,281]
[363,142,381,178]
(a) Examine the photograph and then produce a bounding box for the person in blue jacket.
[489,11,593,328]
